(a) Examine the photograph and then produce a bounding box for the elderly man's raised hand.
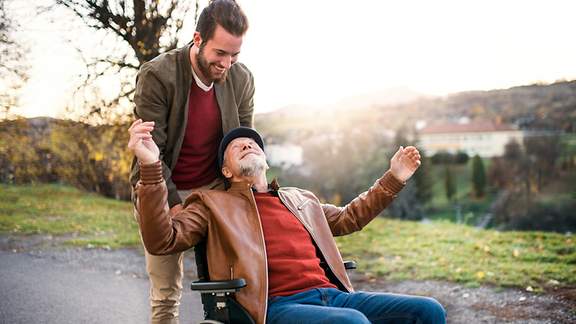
[127,119,160,164]
[389,146,421,183]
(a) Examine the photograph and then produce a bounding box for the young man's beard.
[197,45,228,84]
[238,155,268,178]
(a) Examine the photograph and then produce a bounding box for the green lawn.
[1,184,574,291]
[336,218,575,291]
[0,184,139,248]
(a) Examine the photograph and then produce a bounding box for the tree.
[471,155,486,198]
[431,151,453,164]
[0,118,57,184]
[454,151,469,164]
[523,134,561,191]
[52,0,197,122]
[487,157,509,189]
[385,125,425,220]
[0,0,28,118]
[386,181,423,220]
[413,150,433,205]
[444,165,456,202]
[503,139,522,161]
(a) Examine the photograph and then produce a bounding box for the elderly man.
[129,120,446,324]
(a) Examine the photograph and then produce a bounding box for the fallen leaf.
[547,279,560,286]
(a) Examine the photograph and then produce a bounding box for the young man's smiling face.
[195,24,243,84]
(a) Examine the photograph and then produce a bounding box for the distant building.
[417,119,525,157]
[266,144,303,169]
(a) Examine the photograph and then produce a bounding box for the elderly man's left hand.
[128,119,160,164]
[389,146,421,182]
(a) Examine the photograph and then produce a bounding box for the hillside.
[255,80,576,138]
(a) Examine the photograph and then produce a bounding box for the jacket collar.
[227,178,280,194]
[182,42,194,85]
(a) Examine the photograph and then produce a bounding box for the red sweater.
[172,81,222,189]
[254,192,336,297]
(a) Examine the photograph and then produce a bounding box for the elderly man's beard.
[238,154,268,177]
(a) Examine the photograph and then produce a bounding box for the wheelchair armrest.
[320,260,357,270]
[191,278,247,293]
[343,260,357,270]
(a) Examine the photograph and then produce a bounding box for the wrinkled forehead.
[228,136,255,149]
[224,137,254,157]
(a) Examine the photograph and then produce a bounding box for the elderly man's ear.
[221,166,233,179]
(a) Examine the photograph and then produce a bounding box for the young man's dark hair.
[196,0,249,42]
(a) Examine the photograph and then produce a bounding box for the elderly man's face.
[222,137,268,179]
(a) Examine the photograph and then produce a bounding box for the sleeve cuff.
[379,170,405,195]
[139,160,163,185]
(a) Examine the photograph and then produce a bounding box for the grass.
[336,218,575,291]
[0,184,139,248]
[1,184,575,291]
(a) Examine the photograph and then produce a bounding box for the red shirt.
[254,192,336,297]
[172,81,222,189]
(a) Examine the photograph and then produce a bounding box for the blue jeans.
[267,288,446,324]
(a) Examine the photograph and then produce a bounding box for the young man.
[128,122,447,324]
[128,1,254,322]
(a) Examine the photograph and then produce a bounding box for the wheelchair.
[190,241,357,324]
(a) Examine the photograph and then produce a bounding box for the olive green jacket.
[129,43,255,207]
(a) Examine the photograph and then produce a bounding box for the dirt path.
[1,234,574,323]
[350,272,575,323]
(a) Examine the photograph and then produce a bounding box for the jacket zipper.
[247,190,269,324]
[278,191,349,292]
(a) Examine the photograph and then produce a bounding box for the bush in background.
[0,118,132,200]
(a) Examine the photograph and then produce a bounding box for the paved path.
[0,248,203,324]
[1,235,574,323]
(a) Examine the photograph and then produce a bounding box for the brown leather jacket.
[136,161,405,324]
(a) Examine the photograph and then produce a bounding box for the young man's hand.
[127,119,160,164]
[389,146,421,182]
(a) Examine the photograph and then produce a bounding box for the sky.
[8,0,576,118]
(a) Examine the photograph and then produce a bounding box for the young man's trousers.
[137,178,225,324]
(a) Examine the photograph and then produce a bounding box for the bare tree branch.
[0,0,29,119]
[52,0,197,123]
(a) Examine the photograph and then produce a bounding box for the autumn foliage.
[0,117,133,200]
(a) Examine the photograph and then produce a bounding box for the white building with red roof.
[417,118,524,157]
